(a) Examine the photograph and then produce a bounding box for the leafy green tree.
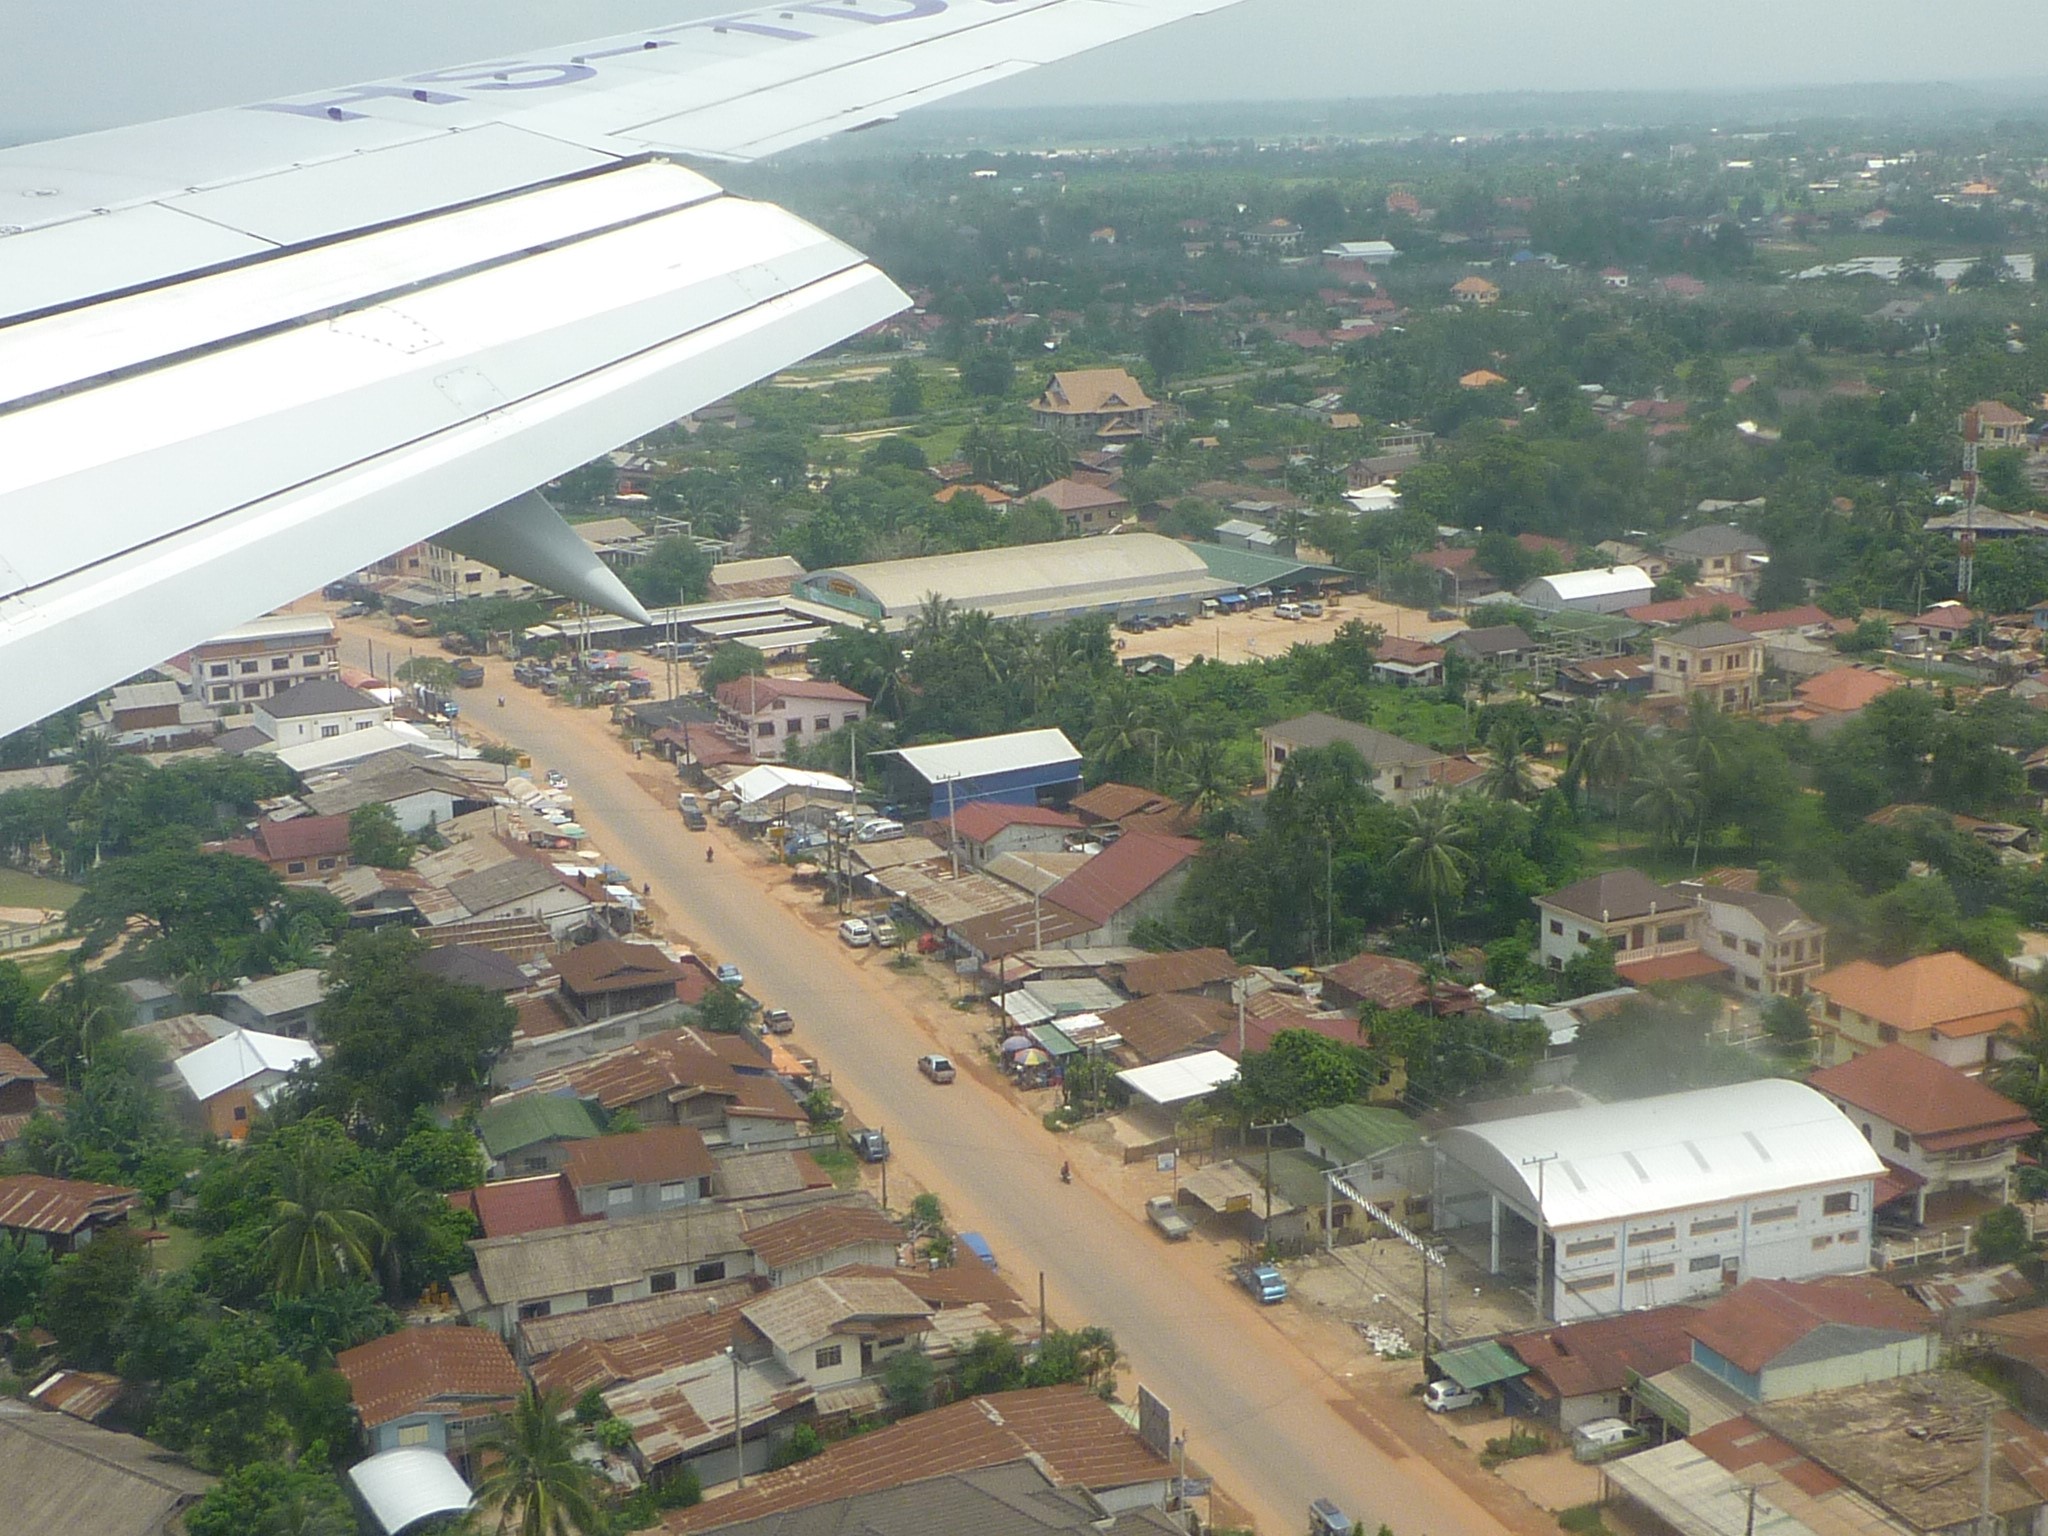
[1478,722,1536,803]
[1140,309,1192,389]
[184,1460,356,1536]
[1977,1204,2033,1264]
[304,928,514,1142]
[1631,747,1701,853]
[1762,994,1812,1046]
[1025,1326,1120,1391]
[395,656,459,693]
[470,1386,605,1536]
[44,1227,151,1368]
[906,1193,943,1232]
[697,643,770,692]
[886,359,925,417]
[266,1145,385,1296]
[150,1314,328,1473]
[960,348,1016,399]
[693,983,752,1034]
[347,803,414,871]
[1222,1028,1375,1123]
[268,1282,397,1368]
[623,535,714,609]
[770,1422,824,1469]
[882,1347,936,1414]
[956,1331,1026,1395]
[67,839,284,974]
[393,1115,487,1193]
[1560,937,1619,998]
[0,1233,52,1329]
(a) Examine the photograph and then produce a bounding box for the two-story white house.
[713,675,869,763]
[562,1125,715,1221]
[252,677,392,747]
[1809,1043,2034,1228]
[737,1273,933,1391]
[1676,881,1827,997]
[1535,870,1707,977]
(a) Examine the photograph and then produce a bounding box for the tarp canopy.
[1116,1050,1238,1106]
[348,1447,472,1536]
[730,764,858,805]
[1433,1340,1530,1391]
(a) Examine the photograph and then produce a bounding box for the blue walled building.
[880,729,1083,817]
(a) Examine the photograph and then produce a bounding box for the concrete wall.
[491,1000,686,1086]
[576,1175,711,1222]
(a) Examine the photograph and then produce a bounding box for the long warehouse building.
[793,534,1234,629]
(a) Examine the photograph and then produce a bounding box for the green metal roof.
[1434,1340,1529,1391]
[1027,1024,1082,1058]
[1186,542,1347,590]
[1290,1104,1421,1165]
[475,1094,606,1157]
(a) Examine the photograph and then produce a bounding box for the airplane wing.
[0,0,1249,736]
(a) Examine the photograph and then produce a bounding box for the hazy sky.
[2,0,2042,143]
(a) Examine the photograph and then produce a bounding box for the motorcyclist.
[705,846,715,864]
[1060,1161,1072,1184]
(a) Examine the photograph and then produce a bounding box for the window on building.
[209,663,229,678]
[1656,924,1686,944]
[607,1185,633,1208]
[1691,1216,1738,1236]
[815,717,831,732]
[659,1181,692,1203]
[321,724,341,739]
[303,654,321,666]
[756,722,774,737]
[1549,919,1563,936]
[1822,1191,1857,1216]
[1630,1225,1676,1245]
[243,683,262,698]
[1723,688,1737,706]
[1576,930,1592,946]
[1627,1262,1676,1284]
[1659,655,1672,669]
[1752,1204,1797,1223]
[1892,1131,1911,1154]
[1744,977,1760,992]
[270,656,289,671]
[650,1271,678,1294]
[465,571,483,584]
[1564,1236,1615,1258]
[1563,1273,1615,1294]
[1878,1025,1898,1044]
[1811,1235,1834,1251]
[1629,926,1645,950]
[233,1105,247,1122]
[698,1177,713,1199]
[1689,1254,1723,1273]
[1722,932,1738,949]
[693,1261,726,1285]
[518,1301,552,1320]
[843,713,861,726]
[239,660,258,674]
[396,1423,432,1447]
[317,858,336,871]
[287,861,307,875]
[586,1286,614,1308]
[815,1344,843,1370]
[1698,656,1714,672]
[1743,940,1761,957]
[1824,1001,1842,1021]
[785,719,802,735]
[212,686,232,701]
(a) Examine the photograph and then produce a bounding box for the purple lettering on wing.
[406,62,599,91]
[788,0,947,22]
[247,84,461,121]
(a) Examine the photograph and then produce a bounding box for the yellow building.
[1651,621,1763,711]
[1809,952,2031,1073]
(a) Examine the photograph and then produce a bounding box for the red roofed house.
[944,802,1083,869]
[1318,952,1479,1016]
[220,813,355,878]
[1731,606,1835,639]
[1039,833,1200,946]
[1372,635,1446,689]
[1535,870,1721,985]
[552,939,693,1025]
[1501,1306,1698,1429]
[1623,592,1756,627]
[1412,546,1499,605]
[447,1173,592,1239]
[336,1325,521,1465]
[1792,666,1898,722]
[1809,1044,2034,1226]
[564,1126,718,1221]
[1683,1277,1937,1402]
[0,1042,49,1119]
[713,676,869,764]
[1023,477,1132,534]
[1809,951,2031,1073]
[0,1174,139,1255]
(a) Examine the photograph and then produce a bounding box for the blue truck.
[1234,1261,1287,1304]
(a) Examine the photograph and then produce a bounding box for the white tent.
[729,764,857,806]
[347,1447,472,1536]
[1116,1050,1240,1107]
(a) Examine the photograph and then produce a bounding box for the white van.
[838,918,873,947]
[854,818,905,843]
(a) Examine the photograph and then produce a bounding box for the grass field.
[0,868,83,911]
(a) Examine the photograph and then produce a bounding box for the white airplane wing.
[0,0,1248,736]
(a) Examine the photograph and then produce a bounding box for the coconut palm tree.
[1478,722,1536,803]
[1391,793,1473,958]
[1083,681,1153,783]
[1631,747,1702,853]
[1577,696,1645,839]
[1993,1000,2048,1137]
[360,1173,447,1305]
[469,1386,604,1536]
[266,1149,384,1297]
[1173,738,1243,821]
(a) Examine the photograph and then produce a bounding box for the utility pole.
[1038,1271,1048,1341]
[879,1135,888,1210]
[1521,1152,1559,1320]
[728,1345,746,1488]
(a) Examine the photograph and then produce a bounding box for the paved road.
[347,630,1521,1536]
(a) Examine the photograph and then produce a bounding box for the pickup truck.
[1145,1195,1194,1240]
[1233,1261,1288,1304]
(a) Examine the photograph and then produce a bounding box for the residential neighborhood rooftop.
[335,1325,522,1429]
[1808,1043,2036,1149]
[1809,951,2031,1037]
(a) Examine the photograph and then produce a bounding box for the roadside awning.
[348,1447,473,1536]
[1432,1341,1530,1392]
[1026,1024,1081,1060]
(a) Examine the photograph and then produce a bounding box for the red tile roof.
[1375,636,1445,666]
[1730,606,1833,634]
[1691,1416,1843,1496]
[1114,948,1241,998]
[1502,1305,1698,1401]
[1809,952,2030,1038]
[253,814,354,863]
[1808,1044,2035,1152]
[1624,593,1756,625]
[1040,833,1198,928]
[336,1325,522,1429]
[447,1174,591,1239]
[949,802,1083,843]
[551,938,690,997]
[713,676,868,712]
[1414,546,1481,573]
[1685,1277,1931,1375]
[0,1043,47,1086]
[1793,667,1898,715]
[564,1126,716,1190]
[531,1306,744,1402]
[0,1174,139,1236]
[663,1386,1169,1532]
[1318,952,1478,1014]
[743,1203,903,1271]
[1614,950,1730,986]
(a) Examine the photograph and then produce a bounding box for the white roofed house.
[1516,565,1655,615]
[1434,1080,1884,1321]
[213,966,328,1039]
[171,1027,320,1140]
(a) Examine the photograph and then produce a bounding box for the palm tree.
[1577,696,1644,839]
[266,1149,384,1297]
[361,1173,447,1305]
[470,1386,604,1536]
[1173,738,1242,820]
[1478,722,1536,803]
[1993,1000,2048,1134]
[1391,793,1473,957]
[1083,681,1152,783]
[1631,747,1701,853]
[1678,693,1731,865]
[37,970,128,1082]
[909,592,956,648]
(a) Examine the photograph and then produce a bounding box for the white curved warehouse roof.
[1438,1079,1882,1230]
[801,533,1229,621]
[1521,565,1651,603]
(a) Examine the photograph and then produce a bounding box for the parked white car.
[854,818,905,843]
[1423,1380,1481,1413]
[1300,599,1325,617]
[1274,602,1302,620]
[838,918,873,947]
